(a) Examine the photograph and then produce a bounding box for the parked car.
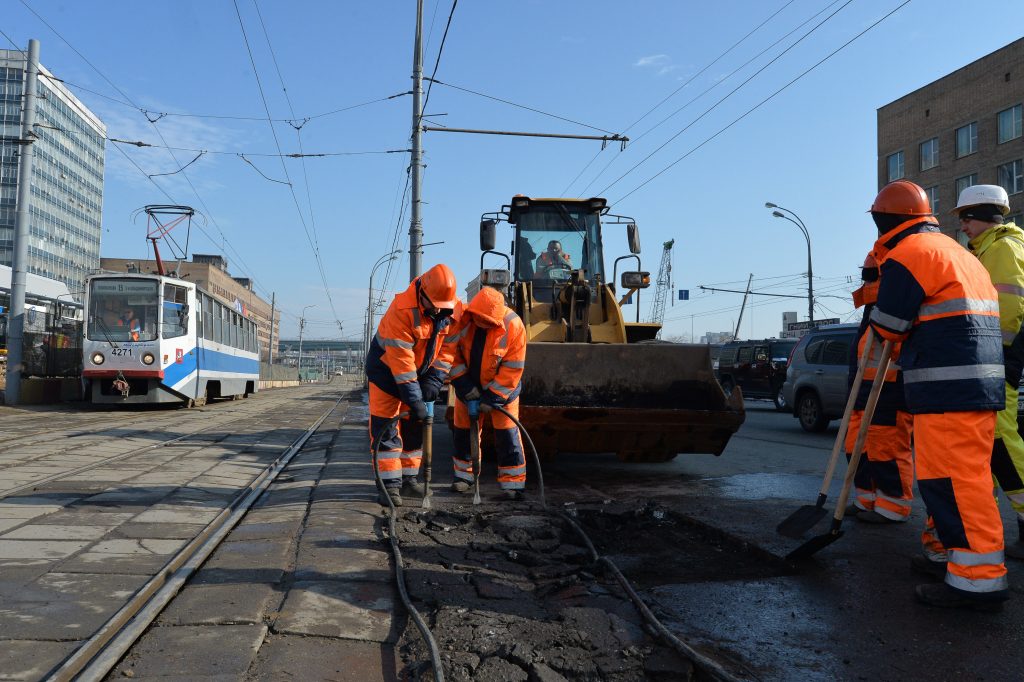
[716,337,799,411]
[782,324,859,432]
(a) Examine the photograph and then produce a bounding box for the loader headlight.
[142,352,155,365]
[91,352,105,365]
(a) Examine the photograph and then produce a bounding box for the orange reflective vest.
[448,287,527,406]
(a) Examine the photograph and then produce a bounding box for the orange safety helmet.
[418,263,458,310]
[870,180,932,216]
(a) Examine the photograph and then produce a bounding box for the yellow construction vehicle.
[472,195,744,462]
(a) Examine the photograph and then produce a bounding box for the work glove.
[479,402,493,414]
[420,383,440,403]
[465,387,481,401]
[410,400,429,422]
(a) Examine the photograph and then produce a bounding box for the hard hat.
[419,263,458,310]
[953,184,1010,216]
[870,180,932,216]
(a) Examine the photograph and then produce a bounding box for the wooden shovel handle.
[817,331,875,497]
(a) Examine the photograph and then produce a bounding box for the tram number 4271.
[111,348,133,357]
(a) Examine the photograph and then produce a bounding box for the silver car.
[781,324,859,432]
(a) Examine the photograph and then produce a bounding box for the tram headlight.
[91,352,105,365]
[142,352,155,366]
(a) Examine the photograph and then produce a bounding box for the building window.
[998,104,1023,144]
[920,137,939,171]
[1007,213,1022,226]
[955,122,978,158]
[955,173,978,202]
[925,186,939,214]
[998,160,1024,195]
[887,151,904,182]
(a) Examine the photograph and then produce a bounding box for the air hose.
[370,411,445,682]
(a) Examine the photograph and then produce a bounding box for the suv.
[716,338,798,411]
[782,324,858,432]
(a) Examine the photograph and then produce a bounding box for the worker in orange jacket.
[846,252,914,523]
[447,286,528,500]
[366,264,459,507]
[868,180,1008,611]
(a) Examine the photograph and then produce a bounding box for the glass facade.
[998,104,1023,144]
[0,51,105,301]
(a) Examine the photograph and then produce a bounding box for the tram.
[82,272,260,406]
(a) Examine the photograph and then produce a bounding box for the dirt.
[391,499,780,681]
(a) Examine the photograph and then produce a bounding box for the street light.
[765,202,814,324]
[366,250,403,361]
[297,304,316,381]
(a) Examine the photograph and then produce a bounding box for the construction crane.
[648,239,674,337]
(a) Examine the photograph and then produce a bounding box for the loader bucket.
[518,342,744,461]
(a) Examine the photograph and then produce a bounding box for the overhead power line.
[421,0,458,114]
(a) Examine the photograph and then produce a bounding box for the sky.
[5,0,1024,342]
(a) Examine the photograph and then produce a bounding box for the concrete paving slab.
[0,518,25,533]
[158,582,279,626]
[1,524,111,541]
[190,538,292,584]
[0,539,90,560]
[132,507,221,524]
[274,580,397,641]
[249,635,395,682]
[59,538,185,574]
[294,545,390,582]
[111,624,267,679]
[115,522,207,539]
[30,511,135,526]
[0,640,80,681]
[0,504,63,519]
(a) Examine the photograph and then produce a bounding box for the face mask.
[862,267,879,283]
[426,307,453,320]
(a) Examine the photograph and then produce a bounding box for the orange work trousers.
[845,408,914,520]
[452,397,526,490]
[915,411,1008,598]
[368,383,423,484]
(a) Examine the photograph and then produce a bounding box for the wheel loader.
[468,195,744,462]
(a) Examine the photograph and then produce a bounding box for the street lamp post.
[766,202,814,324]
[366,250,402,359]
[297,304,315,381]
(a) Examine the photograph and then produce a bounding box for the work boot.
[910,555,947,581]
[502,489,525,502]
[914,583,1006,613]
[856,510,902,525]
[451,480,471,494]
[402,478,425,498]
[1006,519,1024,561]
[378,486,402,508]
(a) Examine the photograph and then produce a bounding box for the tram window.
[162,284,189,339]
[214,304,223,344]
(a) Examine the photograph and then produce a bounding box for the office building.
[0,49,106,298]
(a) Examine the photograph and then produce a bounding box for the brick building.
[99,254,280,360]
[877,37,1024,242]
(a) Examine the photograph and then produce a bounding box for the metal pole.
[408,0,424,281]
[5,39,40,406]
[268,292,276,365]
[733,273,753,341]
[298,304,314,381]
[768,204,814,324]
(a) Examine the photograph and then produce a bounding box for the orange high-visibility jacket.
[448,287,527,406]
[366,278,456,406]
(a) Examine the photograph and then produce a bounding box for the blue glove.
[466,399,480,418]
[423,401,435,420]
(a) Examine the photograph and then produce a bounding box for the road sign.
[678,289,689,300]
[786,318,839,333]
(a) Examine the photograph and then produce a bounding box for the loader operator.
[845,252,914,524]
[535,240,572,278]
[366,263,459,507]
[955,183,1024,561]
[867,179,1008,611]
[446,286,529,500]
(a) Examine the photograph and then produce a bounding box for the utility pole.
[408,0,424,281]
[733,273,753,341]
[268,292,276,365]
[5,39,40,406]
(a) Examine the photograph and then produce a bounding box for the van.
[781,324,859,432]
[716,338,799,410]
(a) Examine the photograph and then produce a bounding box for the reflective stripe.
[919,297,999,317]
[393,370,417,383]
[445,326,469,344]
[1003,330,1018,345]
[876,491,910,507]
[432,360,452,371]
[503,311,518,325]
[376,332,414,350]
[869,308,912,332]
[1006,491,1024,505]
[497,332,509,349]
[948,549,1005,567]
[945,572,1008,594]
[995,283,1024,298]
[449,363,467,377]
[924,547,948,562]
[499,360,526,369]
[903,364,1004,384]
[484,380,514,398]
[499,480,526,490]
[872,504,908,521]
[402,449,423,458]
[402,466,420,476]
[500,465,526,476]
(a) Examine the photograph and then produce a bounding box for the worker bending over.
[868,180,1008,611]
[956,184,1024,560]
[366,264,459,507]
[447,286,528,500]
[846,252,914,523]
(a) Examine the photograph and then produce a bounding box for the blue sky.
[6,1,1024,341]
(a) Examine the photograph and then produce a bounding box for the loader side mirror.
[480,220,497,251]
[627,223,641,254]
[480,269,511,288]
[621,271,651,289]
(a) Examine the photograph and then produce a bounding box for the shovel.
[421,402,434,509]
[468,399,482,505]
[777,332,876,539]
[787,339,893,561]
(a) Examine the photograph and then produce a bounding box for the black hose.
[370,414,445,682]
[492,404,546,508]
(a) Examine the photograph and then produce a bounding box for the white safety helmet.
[953,184,1010,216]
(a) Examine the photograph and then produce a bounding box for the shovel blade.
[786,528,844,561]
[776,504,829,539]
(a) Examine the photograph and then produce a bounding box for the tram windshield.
[87,278,159,342]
